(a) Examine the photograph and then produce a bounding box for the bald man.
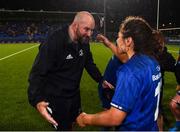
[28,11,102,130]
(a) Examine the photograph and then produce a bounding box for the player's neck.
[127,50,135,60]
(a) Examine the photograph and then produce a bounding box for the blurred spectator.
[0,21,62,43]
[169,50,180,131]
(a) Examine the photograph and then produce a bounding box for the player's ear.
[125,37,133,47]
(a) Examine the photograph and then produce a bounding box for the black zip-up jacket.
[28,26,102,107]
[158,47,176,87]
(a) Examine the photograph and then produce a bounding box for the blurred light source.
[100,17,104,27]
[110,20,114,23]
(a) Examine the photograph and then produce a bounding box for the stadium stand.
[0,21,63,43]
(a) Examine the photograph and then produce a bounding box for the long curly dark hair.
[119,16,163,61]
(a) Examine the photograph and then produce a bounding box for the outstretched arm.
[76,107,127,127]
[96,34,128,63]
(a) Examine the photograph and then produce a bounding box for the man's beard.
[78,36,90,44]
[76,30,90,44]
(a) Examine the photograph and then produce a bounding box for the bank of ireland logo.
[156,66,160,71]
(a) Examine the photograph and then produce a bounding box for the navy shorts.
[47,94,81,130]
[98,82,114,109]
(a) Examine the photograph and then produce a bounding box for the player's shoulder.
[119,54,158,75]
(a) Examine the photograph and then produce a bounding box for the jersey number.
[154,80,162,121]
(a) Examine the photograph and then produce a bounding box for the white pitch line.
[0,45,39,61]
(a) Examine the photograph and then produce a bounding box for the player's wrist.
[107,42,113,48]
[83,114,92,125]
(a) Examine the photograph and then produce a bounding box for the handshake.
[76,112,88,127]
[76,112,89,127]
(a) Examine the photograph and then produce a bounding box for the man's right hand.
[36,101,58,127]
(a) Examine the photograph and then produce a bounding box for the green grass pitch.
[0,43,179,130]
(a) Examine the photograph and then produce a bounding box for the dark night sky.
[0,0,180,30]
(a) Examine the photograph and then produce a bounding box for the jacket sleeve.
[84,44,103,83]
[27,31,59,107]
[159,47,176,72]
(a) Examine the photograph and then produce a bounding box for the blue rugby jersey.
[103,55,123,86]
[98,55,123,108]
[111,54,162,131]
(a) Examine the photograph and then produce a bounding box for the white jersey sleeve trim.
[110,102,123,110]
